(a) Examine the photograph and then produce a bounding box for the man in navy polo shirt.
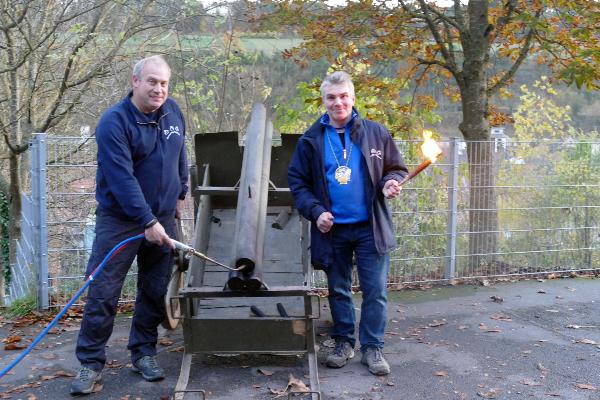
[71,55,188,395]
[288,71,407,376]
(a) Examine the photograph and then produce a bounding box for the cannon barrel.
[227,104,272,291]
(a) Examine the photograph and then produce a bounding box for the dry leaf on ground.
[257,368,274,376]
[574,383,597,391]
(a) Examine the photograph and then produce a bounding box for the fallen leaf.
[477,388,500,398]
[2,336,23,344]
[286,374,309,393]
[434,371,448,377]
[520,379,542,386]
[574,383,597,391]
[257,368,274,376]
[386,382,395,386]
[106,360,124,369]
[268,387,286,396]
[429,320,446,327]
[490,314,512,321]
[4,343,27,350]
[577,338,597,345]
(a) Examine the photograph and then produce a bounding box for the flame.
[421,130,443,162]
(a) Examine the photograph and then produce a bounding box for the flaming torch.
[397,130,443,186]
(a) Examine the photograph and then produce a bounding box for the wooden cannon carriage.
[166,104,321,400]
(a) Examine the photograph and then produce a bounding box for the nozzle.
[171,239,193,253]
[170,239,240,272]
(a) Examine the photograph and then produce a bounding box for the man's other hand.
[316,212,334,233]
[145,222,175,249]
[382,179,402,199]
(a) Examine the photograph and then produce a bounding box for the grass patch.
[2,294,37,319]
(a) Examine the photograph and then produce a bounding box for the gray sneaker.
[70,366,101,396]
[361,347,390,375]
[132,355,165,382]
[325,340,354,368]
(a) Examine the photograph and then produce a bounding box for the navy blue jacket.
[95,94,188,228]
[288,111,408,270]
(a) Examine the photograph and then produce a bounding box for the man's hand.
[145,221,175,249]
[316,211,334,233]
[175,199,185,219]
[382,179,402,199]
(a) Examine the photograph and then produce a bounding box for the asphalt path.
[1,277,599,399]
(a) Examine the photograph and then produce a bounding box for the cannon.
[166,104,321,399]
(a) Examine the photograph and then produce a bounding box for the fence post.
[31,133,48,310]
[445,137,459,280]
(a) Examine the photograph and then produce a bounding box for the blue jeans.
[75,209,176,371]
[326,222,390,350]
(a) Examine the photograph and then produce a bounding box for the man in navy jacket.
[71,55,188,395]
[288,71,407,376]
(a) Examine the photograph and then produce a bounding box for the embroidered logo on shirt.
[163,126,181,139]
[370,149,383,159]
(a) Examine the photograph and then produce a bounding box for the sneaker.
[361,347,390,376]
[325,340,354,368]
[132,355,165,382]
[70,366,101,396]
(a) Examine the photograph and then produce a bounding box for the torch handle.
[397,159,432,186]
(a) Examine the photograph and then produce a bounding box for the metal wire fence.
[12,134,600,307]
[42,135,195,307]
[389,138,600,285]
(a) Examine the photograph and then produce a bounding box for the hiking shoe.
[325,340,354,368]
[70,366,101,396]
[361,347,390,376]
[132,355,165,381]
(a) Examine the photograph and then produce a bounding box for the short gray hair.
[320,71,355,97]
[132,55,171,78]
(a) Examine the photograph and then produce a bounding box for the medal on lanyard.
[327,128,353,185]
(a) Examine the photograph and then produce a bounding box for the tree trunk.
[458,0,498,272]
[5,31,22,304]
[465,141,498,272]
[0,176,8,306]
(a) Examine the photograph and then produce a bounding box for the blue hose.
[0,233,145,379]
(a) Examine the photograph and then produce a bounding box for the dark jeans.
[75,210,175,372]
[326,222,390,350]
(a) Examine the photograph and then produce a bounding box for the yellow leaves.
[487,106,514,127]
